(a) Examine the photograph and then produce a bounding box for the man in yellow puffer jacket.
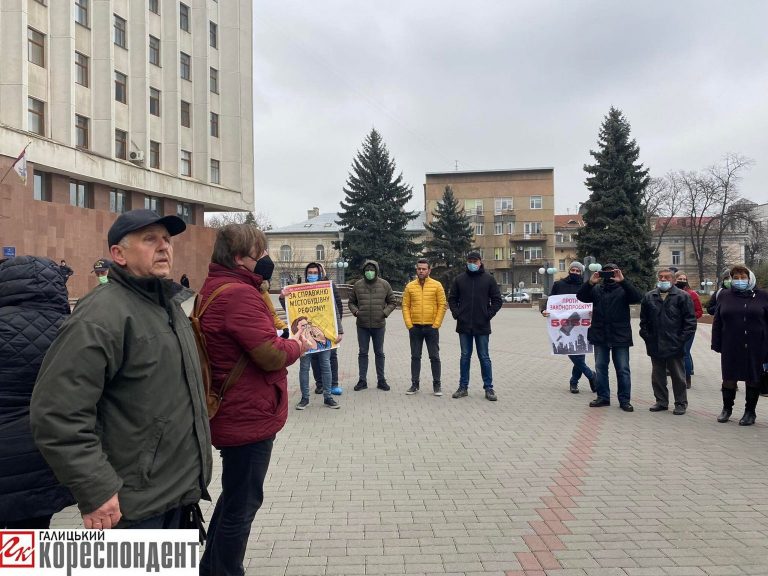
[402,259,447,396]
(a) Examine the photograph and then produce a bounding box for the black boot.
[717,387,736,423]
[739,386,759,426]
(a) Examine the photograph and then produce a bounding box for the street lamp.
[538,262,557,295]
[701,279,713,295]
[510,252,516,293]
[335,231,348,284]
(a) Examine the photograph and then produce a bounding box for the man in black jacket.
[542,261,596,394]
[448,251,503,401]
[577,263,643,411]
[640,268,697,415]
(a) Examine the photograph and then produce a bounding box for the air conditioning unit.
[129,150,145,163]
[517,246,524,251]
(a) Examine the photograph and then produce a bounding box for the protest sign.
[283,281,339,355]
[545,294,593,355]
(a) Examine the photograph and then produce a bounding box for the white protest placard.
[545,294,593,356]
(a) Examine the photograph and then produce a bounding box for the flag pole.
[0,141,32,185]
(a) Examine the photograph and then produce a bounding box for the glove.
[281,328,289,339]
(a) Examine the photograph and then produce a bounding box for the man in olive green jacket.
[348,260,396,391]
[31,209,212,529]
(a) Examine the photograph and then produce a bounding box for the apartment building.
[553,214,584,280]
[424,169,555,293]
[0,0,253,296]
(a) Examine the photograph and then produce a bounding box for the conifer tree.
[423,186,474,289]
[577,107,656,289]
[336,129,418,288]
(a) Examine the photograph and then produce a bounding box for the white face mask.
[657,281,671,292]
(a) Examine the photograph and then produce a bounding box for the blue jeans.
[357,326,386,384]
[683,334,695,377]
[593,345,631,405]
[458,333,493,389]
[200,438,274,576]
[569,355,595,386]
[300,350,332,400]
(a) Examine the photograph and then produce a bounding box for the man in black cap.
[577,263,643,411]
[32,209,212,530]
[447,251,503,401]
[92,258,111,284]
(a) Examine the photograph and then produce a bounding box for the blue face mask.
[467,263,480,273]
[732,279,749,291]
[306,274,319,283]
[657,281,671,292]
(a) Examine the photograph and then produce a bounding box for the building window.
[531,270,540,285]
[145,195,162,212]
[671,250,682,266]
[148,0,159,14]
[464,199,483,215]
[149,87,161,116]
[524,221,542,235]
[210,112,219,137]
[27,28,45,67]
[494,247,503,261]
[33,171,51,202]
[210,159,220,184]
[179,3,190,31]
[180,52,191,80]
[209,67,218,93]
[524,247,543,261]
[149,36,161,66]
[316,244,325,261]
[494,221,503,235]
[559,259,566,271]
[69,180,92,208]
[507,247,516,260]
[177,202,192,224]
[27,97,45,136]
[530,195,543,209]
[75,115,89,148]
[115,71,127,104]
[474,223,484,236]
[109,189,129,213]
[506,221,515,234]
[149,141,161,169]
[180,150,192,176]
[113,15,127,48]
[494,197,513,213]
[280,245,292,262]
[209,21,218,48]
[115,129,128,159]
[180,101,191,127]
[75,0,88,26]
[75,52,89,86]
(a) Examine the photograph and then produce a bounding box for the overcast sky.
[252,0,768,227]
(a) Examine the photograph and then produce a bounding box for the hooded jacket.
[0,256,75,522]
[348,260,396,329]
[639,286,698,359]
[577,277,643,347]
[31,264,212,523]
[447,264,503,335]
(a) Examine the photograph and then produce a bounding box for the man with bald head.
[31,209,212,530]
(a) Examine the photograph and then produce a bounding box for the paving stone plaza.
[52,308,768,576]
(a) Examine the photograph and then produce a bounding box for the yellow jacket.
[261,286,287,330]
[402,277,447,329]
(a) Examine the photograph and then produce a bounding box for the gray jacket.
[348,260,396,329]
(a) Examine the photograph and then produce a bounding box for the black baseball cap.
[108,209,186,247]
[467,250,482,260]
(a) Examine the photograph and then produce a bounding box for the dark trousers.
[569,354,595,386]
[409,325,441,387]
[357,326,386,384]
[651,356,687,408]
[119,507,183,529]
[1,516,52,529]
[200,437,274,576]
[312,348,339,386]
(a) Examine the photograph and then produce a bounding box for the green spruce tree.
[577,107,656,289]
[423,186,474,289]
[336,128,418,288]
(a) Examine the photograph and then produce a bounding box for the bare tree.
[205,211,272,230]
[645,174,684,253]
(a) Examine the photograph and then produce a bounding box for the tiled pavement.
[51,308,768,576]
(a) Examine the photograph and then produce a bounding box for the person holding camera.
[577,263,643,411]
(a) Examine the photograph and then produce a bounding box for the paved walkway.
[52,308,768,576]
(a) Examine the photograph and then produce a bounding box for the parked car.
[513,291,531,303]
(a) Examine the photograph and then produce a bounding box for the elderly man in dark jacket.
[448,251,503,401]
[0,256,75,528]
[640,268,697,415]
[31,209,212,530]
[349,260,396,391]
[577,263,643,411]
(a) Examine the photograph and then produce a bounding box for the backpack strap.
[195,283,235,319]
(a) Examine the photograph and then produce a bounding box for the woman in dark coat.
[0,256,75,528]
[711,264,768,426]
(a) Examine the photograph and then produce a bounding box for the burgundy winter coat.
[711,288,768,383]
[199,264,301,447]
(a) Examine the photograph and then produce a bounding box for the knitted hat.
[568,261,585,273]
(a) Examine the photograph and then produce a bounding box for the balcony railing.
[508,233,546,242]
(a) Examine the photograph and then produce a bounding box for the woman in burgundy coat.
[198,224,310,576]
[711,265,768,426]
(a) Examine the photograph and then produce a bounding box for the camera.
[599,270,615,279]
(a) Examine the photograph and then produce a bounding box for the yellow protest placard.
[284,281,339,354]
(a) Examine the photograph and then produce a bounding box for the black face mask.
[254,255,274,281]
[568,273,582,282]
[675,281,687,289]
